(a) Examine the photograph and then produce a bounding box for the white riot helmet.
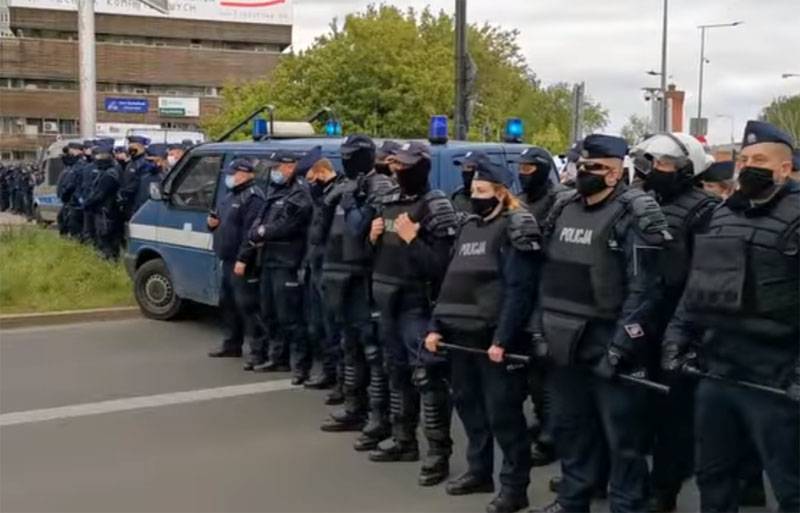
[631,132,712,177]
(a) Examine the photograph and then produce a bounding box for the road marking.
[0,379,297,427]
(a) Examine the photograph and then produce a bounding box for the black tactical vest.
[541,193,627,321]
[659,187,718,288]
[525,182,568,223]
[682,186,800,338]
[434,215,507,332]
[261,182,308,268]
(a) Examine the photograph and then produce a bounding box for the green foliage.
[621,114,652,145]
[0,227,133,314]
[761,95,800,143]
[204,4,608,154]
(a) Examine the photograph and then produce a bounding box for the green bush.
[0,227,134,314]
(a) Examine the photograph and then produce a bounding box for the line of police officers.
[209,120,799,513]
[55,136,189,259]
[0,161,41,219]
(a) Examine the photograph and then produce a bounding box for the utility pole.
[78,0,96,139]
[695,21,742,135]
[659,0,668,132]
[454,0,468,140]
[569,82,585,143]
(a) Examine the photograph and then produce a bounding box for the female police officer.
[425,156,542,513]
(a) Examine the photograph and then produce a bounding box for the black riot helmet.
[340,134,376,179]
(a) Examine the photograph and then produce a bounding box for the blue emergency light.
[504,117,524,143]
[252,118,268,140]
[428,115,449,144]
[325,119,342,136]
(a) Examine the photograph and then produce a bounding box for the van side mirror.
[149,182,163,201]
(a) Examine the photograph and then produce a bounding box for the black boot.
[486,491,528,513]
[253,360,290,372]
[368,433,419,462]
[320,395,366,432]
[548,476,606,499]
[325,388,344,405]
[419,453,449,486]
[304,373,336,390]
[354,412,390,451]
[529,501,566,513]
[208,347,242,358]
[445,473,495,496]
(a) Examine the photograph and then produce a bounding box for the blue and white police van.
[124,114,557,320]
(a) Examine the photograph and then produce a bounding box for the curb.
[0,306,142,329]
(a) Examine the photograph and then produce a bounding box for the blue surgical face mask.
[270,169,286,185]
[224,175,236,189]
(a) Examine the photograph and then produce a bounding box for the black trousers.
[550,366,650,513]
[219,260,265,358]
[449,333,531,496]
[695,378,799,513]
[260,266,310,375]
[93,212,122,260]
[650,373,696,496]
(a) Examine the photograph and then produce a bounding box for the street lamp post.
[696,21,743,136]
[659,0,668,132]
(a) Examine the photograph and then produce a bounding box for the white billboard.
[158,97,200,117]
[8,0,292,26]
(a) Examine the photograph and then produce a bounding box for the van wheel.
[133,259,183,320]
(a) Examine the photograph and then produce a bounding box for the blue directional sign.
[104,97,149,113]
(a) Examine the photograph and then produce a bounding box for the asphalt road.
[0,317,765,512]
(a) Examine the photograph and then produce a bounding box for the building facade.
[0,0,292,160]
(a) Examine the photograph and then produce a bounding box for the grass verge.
[0,226,134,314]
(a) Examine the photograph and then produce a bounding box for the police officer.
[131,144,168,215]
[792,149,800,182]
[77,139,100,243]
[0,164,9,212]
[695,160,736,200]
[166,143,186,172]
[20,165,35,220]
[451,151,484,213]
[246,150,313,385]
[84,145,122,259]
[663,120,799,513]
[59,143,86,238]
[297,147,340,389]
[320,135,396,449]
[367,141,458,487]
[531,134,669,513]
[375,140,401,177]
[426,158,541,513]
[119,135,150,221]
[114,146,130,170]
[516,145,569,469]
[630,132,719,512]
[207,159,267,363]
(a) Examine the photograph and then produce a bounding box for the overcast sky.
[291,0,799,144]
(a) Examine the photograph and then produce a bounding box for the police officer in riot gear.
[631,132,720,512]
[426,158,542,513]
[531,134,669,513]
[663,120,799,513]
[367,141,458,487]
[320,135,396,455]
[696,160,736,200]
[207,159,267,363]
[517,145,569,469]
[451,151,484,213]
[247,150,314,385]
[83,145,122,259]
[77,139,100,244]
[113,146,130,171]
[56,143,83,237]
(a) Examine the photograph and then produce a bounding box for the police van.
[124,114,557,320]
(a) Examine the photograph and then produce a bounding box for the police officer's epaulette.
[619,188,671,242]
[422,189,458,237]
[505,208,541,252]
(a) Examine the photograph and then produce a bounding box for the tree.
[761,95,800,143]
[621,114,652,145]
[203,4,608,154]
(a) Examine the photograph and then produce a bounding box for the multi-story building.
[0,0,292,160]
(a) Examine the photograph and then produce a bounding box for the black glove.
[593,347,623,380]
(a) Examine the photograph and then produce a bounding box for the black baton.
[682,365,794,401]
[436,342,670,394]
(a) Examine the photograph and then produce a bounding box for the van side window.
[172,155,222,210]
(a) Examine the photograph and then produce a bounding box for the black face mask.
[375,162,392,176]
[95,158,114,171]
[62,154,80,166]
[396,160,430,195]
[309,178,331,200]
[575,171,608,197]
[115,157,128,165]
[471,196,499,217]
[84,154,94,162]
[644,169,683,199]
[342,148,374,179]
[737,166,775,199]
[519,170,549,196]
